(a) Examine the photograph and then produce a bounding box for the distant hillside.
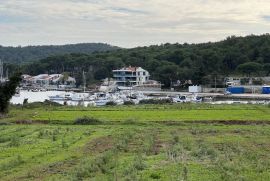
[7,34,270,87]
[0,43,119,64]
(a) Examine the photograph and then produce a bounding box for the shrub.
[74,116,103,125]
[115,132,133,152]
[123,119,137,125]
[0,122,11,125]
[106,101,117,106]
[9,136,20,147]
[124,101,135,105]
[173,135,179,144]
[143,134,156,155]
[22,100,62,109]
[150,173,161,179]
[133,154,146,171]
[139,99,172,105]
[52,135,57,141]
[61,138,68,148]
[73,151,115,179]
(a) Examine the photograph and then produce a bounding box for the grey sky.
[0,0,270,48]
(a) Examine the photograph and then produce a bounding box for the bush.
[139,99,172,105]
[73,151,114,179]
[150,173,161,179]
[124,101,135,105]
[22,100,62,109]
[123,119,137,125]
[0,122,11,125]
[9,136,20,147]
[74,116,103,125]
[106,101,117,106]
[133,154,146,171]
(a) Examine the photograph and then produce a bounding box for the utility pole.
[82,70,86,93]
[0,59,3,83]
[6,67,9,80]
[215,76,217,93]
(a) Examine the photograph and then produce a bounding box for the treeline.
[10,34,270,87]
[0,43,119,64]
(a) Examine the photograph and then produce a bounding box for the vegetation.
[3,104,270,124]
[74,116,103,125]
[0,104,269,180]
[0,73,21,115]
[0,43,119,64]
[12,34,270,87]
[139,99,172,104]
[237,62,263,77]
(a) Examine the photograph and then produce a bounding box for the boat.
[172,95,188,103]
[31,88,39,92]
[71,93,89,101]
[49,93,73,101]
[94,98,110,106]
[191,94,202,103]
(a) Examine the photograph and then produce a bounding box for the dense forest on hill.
[4,34,270,87]
[0,43,119,64]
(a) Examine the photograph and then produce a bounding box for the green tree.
[94,68,110,80]
[263,63,270,76]
[9,34,270,88]
[156,65,180,87]
[0,73,22,115]
[237,62,262,77]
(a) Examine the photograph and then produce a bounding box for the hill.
[0,43,119,64]
[5,34,270,87]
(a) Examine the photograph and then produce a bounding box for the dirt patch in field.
[13,159,78,181]
[84,136,114,154]
[154,120,270,125]
[40,159,77,174]
[152,138,166,155]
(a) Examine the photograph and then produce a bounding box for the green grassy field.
[4,104,270,123]
[0,104,269,180]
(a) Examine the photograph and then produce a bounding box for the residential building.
[22,74,76,87]
[113,66,150,86]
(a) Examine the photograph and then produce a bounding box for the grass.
[4,103,270,124]
[0,103,269,180]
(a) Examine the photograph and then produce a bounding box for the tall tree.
[237,62,262,77]
[0,73,21,115]
[263,63,270,76]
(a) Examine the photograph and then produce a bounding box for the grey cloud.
[0,0,270,47]
[110,7,149,15]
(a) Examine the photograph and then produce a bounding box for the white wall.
[189,86,202,93]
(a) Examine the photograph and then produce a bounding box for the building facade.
[22,74,76,88]
[113,67,150,86]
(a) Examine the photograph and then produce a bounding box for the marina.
[10,90,270,106]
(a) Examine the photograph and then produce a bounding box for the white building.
[22,74,76,87]
[113,66,150,86]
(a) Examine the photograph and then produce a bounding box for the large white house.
[113,66,150,86]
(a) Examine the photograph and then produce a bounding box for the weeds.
[143,133,157,155]
[9,136,20,147]
[74,116,103,125]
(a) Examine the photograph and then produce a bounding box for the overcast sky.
[1,0,270,48]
